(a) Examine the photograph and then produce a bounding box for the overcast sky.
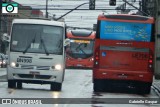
[13,0,140,28]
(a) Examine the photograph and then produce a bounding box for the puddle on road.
[0,75,7,82]
[91,92,105,107]
[8,88,15,94]
[91,105,104,107]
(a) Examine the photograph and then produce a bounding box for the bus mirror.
[64,38,70,46]
[2,33,10,42]
[84,43,87,47]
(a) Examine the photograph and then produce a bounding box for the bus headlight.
[11,62,16,67]
[55,64,62,70]
[0,60,6,64]
[89,58,94,61]
[3,60,6,64]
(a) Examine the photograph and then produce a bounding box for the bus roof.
[12,19,65,27]
[98,14,154,24]
[67,30,95,39]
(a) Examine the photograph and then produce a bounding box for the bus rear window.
[100,21,152,42]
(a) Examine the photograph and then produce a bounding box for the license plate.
[118,75,127,78]
[29,71,40,75]
[118,74,127,78]
[77,64,82,66]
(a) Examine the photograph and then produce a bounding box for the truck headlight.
[55,64,62,70]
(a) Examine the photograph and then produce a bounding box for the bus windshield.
[10,24,63,55]
[66,39,94,59]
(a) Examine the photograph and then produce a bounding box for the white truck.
[7,18,66,91]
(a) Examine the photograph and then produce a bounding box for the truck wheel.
[50,82,62,91]
[8,80,16,88]
[17,82,22,89]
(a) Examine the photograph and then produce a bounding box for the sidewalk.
[152,78,160,94]
[0,68,7,76]
[0,68,7,82]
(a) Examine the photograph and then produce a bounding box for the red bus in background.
[66,30,95,69]
[93,14,155,94]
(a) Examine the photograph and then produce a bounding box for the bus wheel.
[93,82,104,92]
[50,82,62,91]
[138,87,151,94]
[144,87,151,94]
[17,82,22,89]
[8,80,16,88]
[137,84,151,94]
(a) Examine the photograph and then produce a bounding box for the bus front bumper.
[7,66,64,83]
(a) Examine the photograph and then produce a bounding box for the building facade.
[0,0,43,53]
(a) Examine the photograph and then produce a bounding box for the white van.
[7,19,66,91]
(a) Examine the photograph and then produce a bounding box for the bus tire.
[137,84,151,94]
[17,82,22,89]
[139,87,151,94]
[144,87,151,94]
[8,80,16,88]
[93,82,104,92]
[50,82,62,91]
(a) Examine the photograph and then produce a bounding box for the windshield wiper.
[40,36,49,55]
[57,39,62,48]
[79,48,87,55]
[75,44,83,51]
[75,44,87,55]
[23,34,36,54]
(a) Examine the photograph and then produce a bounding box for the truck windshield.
[66,39,94,59]
[10,24,63,55]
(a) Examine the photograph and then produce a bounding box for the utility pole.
[0,1,2,32]
[0,0,3,53]
[122,0,149,16]
[56,2,89,21]
[155,0,160,79]
[45,0,48,18]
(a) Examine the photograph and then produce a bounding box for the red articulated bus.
[65,30,95,69]
[93,14,155,94]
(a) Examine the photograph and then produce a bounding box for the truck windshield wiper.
[40,36,49,55]
[23,34,36,54]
